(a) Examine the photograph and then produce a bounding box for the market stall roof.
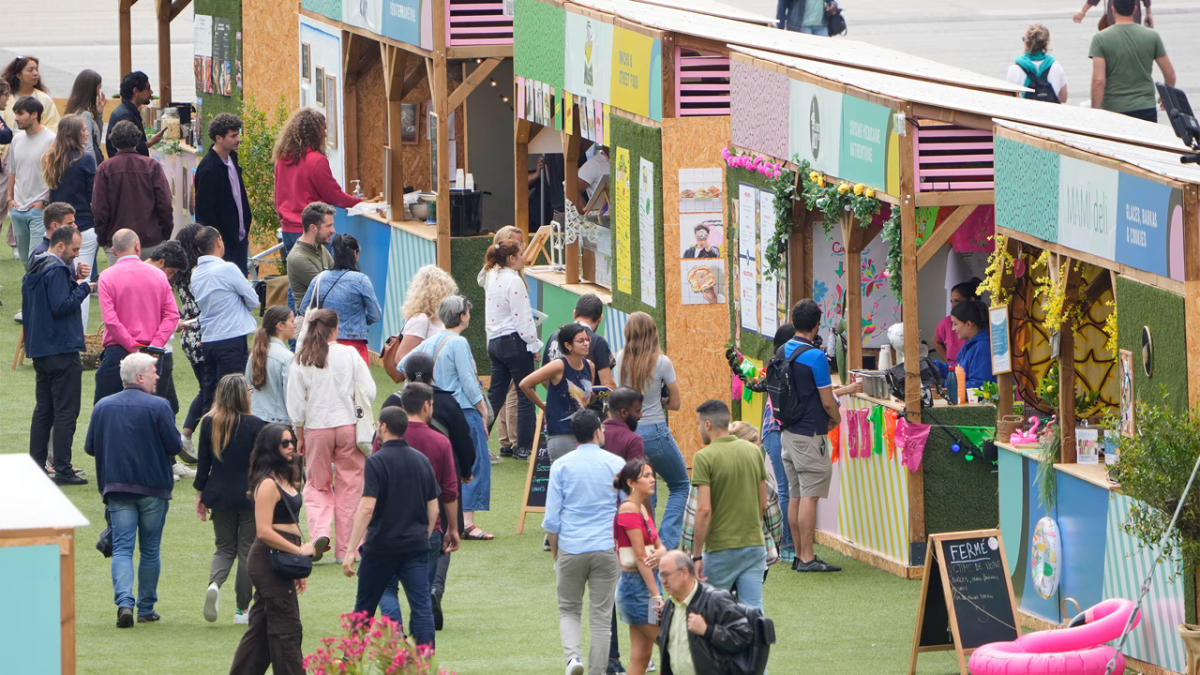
[0,455,89,532]
[994,120,1200,186]
[629,0,773,25]
[566,0,1026,95]
[731,45,1192,154]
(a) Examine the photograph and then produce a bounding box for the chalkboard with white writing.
[517,411,552,533]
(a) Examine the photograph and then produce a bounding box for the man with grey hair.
[85,351,182,629]
[286,201,335,313]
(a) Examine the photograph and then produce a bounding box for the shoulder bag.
[267,478,313,579]
[351,352,376,455]
[296,271,348,346]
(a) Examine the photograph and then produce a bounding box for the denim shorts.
[616,569,661,627]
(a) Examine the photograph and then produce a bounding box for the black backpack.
[824,0,847,36]
[1018,60,1060,104]
[766,342,815,427]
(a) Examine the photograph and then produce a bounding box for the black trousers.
[1122,107,1159,123]
[185,359,205,431]
[94,345,178,413]
[229,534,304,675]
[201,335,250,414]
[224,236,249,276]
[486,333,537,450]
[30,353,82,473]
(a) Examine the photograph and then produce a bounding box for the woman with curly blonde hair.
[272,108,364,253]
[391,265,459,368]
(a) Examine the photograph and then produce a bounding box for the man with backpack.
[1006,24,1068,104]
[767,300,843,573]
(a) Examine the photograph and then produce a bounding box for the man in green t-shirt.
[690,399,768,611]
[1088,0,1175,121]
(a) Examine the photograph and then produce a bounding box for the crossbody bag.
[267,478,313,580]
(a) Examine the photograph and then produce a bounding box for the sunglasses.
[280,438,296,447]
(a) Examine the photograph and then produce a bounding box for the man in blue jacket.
[23,224,91,486]
[85,351,182,628]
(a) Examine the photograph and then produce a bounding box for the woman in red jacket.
[272,108,362,254]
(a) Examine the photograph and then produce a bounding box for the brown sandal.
[463,525,495,541]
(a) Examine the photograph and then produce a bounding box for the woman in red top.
[272,108,362,253]
[614,459,667,675]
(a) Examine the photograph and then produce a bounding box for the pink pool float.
[968,599,1140,675]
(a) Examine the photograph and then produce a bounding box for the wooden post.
[60,531,75,675]
[841,212,863,370]
[564,116,582,285]
[661,34,676,119]
[1183,186,1200,410]
[1058,258,1084,463]
[382,44,408,219]
[898,105,925,547]
[119,0,134,79]
[156,0,172,106]
[433,0,451,271]
[996,236,1020,421]
[788,204,813,307]
[514,118,532,236]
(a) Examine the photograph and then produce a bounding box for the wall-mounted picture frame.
[400,103,419,145]
[315,66,326,106]
[301,42,311,82]
[325,74,338,149]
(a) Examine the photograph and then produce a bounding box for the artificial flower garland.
[977,234,1015,307]
[796,160,882,238]
[722,147,796,278]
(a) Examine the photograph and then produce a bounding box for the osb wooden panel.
[355,56,387,198]
[244,0,299,110]
[396,74,467,194]
[663,115,731,467]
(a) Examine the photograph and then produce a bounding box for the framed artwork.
[400,103,419,144]
[325,75,338,149]
[315,66,326,106]
[301,42,311,82]
[1119,349,1135,437]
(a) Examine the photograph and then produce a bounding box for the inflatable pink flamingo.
[968,599,1140,675]
[1010,416,1043,445]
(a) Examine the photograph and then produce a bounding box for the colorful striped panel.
[601,304,629,356]
[381,227,438,347]
[834,396,910,565]
[1102,493,1186,673]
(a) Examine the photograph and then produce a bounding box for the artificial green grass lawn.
[0,252,965,674]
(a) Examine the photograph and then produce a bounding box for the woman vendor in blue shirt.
[947,298,996,397]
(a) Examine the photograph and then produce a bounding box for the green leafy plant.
[1113,393,1200,578]
[879,207,903,301]
[1035,419,1060,511]
[761,165,798,280]
[238,94,290,247]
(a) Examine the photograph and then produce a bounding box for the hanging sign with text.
[609,27,662,121]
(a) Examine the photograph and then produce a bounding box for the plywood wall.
[354,56,388,198]
[391,70,467,195]
[663,115,733,466]
[244,0,299,111]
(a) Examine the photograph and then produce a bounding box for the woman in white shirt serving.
[286,308,376,563]
[483,239,541,460]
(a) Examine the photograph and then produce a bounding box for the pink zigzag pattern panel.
[730,60,790,160]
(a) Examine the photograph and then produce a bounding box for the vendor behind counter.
[941,298,995,402]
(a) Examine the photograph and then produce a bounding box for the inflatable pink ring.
[968,599,1140,675]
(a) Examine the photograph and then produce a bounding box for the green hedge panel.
[450,236,494,372]
[922,405,1000,536]
[513,0,565,89]
[195,0,244,141]
[1116,276,1187,414]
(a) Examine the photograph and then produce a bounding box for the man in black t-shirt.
[342,406,441,647]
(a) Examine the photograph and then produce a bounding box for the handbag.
[352,355,376,455]
[267,478,313,580]
[96,507,113,558]
[382,334,405,383]
[824,0,847,36]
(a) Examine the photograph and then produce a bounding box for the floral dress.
[179,282,203,366]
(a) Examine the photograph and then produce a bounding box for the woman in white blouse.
[394,266,458,367]
[286,308,376,562]
[483,239,541,460]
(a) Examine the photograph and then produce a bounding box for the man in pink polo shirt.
[94,228,179,406]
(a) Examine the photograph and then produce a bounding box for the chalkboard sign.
[517,411,552,534]
[909,529,1018,675]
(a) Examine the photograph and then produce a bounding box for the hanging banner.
[382,0,425,49]
[639,158,656,307]
[1057,156,1118,263]
[839,96,893,193]
[738,183,758,333]
[345,0,383,34]
[1114,172,1176,279]
[614,147,632,294]
[789,81,842,178]
[759,189,778,338]
[610,27,662,121]
[564,13,612,104]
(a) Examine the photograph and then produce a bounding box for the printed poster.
[564,91,573,134]
[682,259,725,305]
[639,158,656,307]
[737,183,757,257]
[1057,156,1118,263]
[382,0,423,48]
[193,14,213,95]
[213,17,233,96]
[614,147,632,294]
[516,76,525,120]
[759,190,778,338]
[610,27,662,121]
[737,183,758,333]
[564,13,612,103]
[789,80,842,178]
[810,223,900,348]
[838,95,892,193]
[1114,172,1176,278]
[595,100,605,145]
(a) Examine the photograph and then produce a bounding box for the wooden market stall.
[721,45,1192,578]
[987,119,1200,675]
[0,455,90,675]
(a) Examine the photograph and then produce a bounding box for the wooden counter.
[524,267,613,304]
[994,440,1042,461]
[850,392,905,412]
[1055,462,1118,491]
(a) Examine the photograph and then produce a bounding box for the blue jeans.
[637,421,690,550]
[461,408,492,512]
[11,207,44,263]
[763,430,793,550]
[703,545,767,611]
[108,495,170,616]
[380,530,442,628]
[355,547,435,647]
[801,24,830,36]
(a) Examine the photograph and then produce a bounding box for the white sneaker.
[565,657,584,675]
[11,247,18,260]
[233,609,249,625]
[203,582,220,623]
[179,434,199,464]
[173,463,197,479]
[13,309,22,323]
[647,658,656,672]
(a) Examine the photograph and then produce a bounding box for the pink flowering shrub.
[304,612,456,675]
[721,146,783,179]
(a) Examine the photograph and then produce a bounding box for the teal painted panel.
[994,136,1060,242]
[540,280,580,343]
[997,448,1025,583]
[381,227,437,342]
[1056,471,1108,614]
[0,545,61,675]
[513,0,564,89]
[302,0,341,20]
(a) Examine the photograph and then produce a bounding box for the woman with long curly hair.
[391,265,458,370]
[1,56,60,131]
[272,108,365,253]
[43,114,97,328]
[615,312,688,550]
[63,69,105,161]
[245,305,295,424]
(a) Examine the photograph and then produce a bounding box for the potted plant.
[1111,394,1200,674]
[304,612,456,675]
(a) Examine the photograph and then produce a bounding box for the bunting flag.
[883,409,899,460]
[955,426,994,451]
[896,418,932,473]
[868,405,885,455]
[828,424,840,463]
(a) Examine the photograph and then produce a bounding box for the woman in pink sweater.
[272,108,361,254]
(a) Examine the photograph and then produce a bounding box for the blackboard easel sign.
[517,410,552,534]
[908,529,1019,675]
